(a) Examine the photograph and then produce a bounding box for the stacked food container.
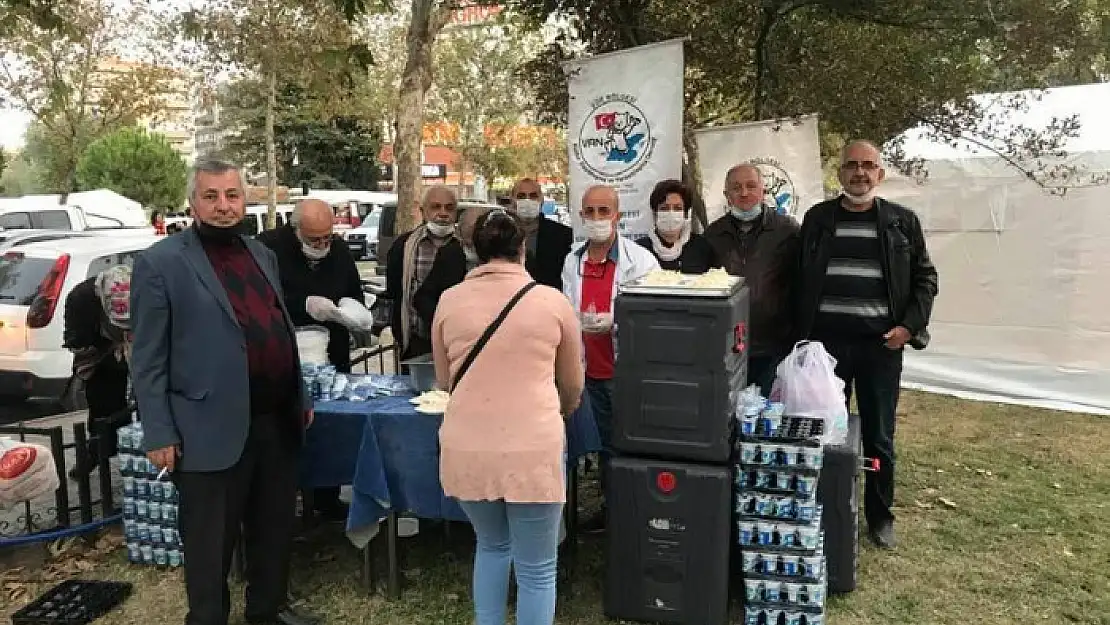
[735,395,828,625]
[603,271,749,625]
[116,418,184,569]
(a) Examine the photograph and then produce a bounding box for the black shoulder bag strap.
[450,281,538,393]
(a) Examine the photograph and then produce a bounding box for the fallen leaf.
[976,469,987,475]
[936,469,944,474]
[1052,483,1062,489]
[985,471,993,476]
[914,500,935,509]
[1011,523,1020,529]
[938,497,958,509]
[1063,549,1074,557]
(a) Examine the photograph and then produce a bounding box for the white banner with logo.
[694,115,825,224]
[564,39,685,241]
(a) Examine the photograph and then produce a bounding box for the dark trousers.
[820,338,902,528]
[176,416,298,625]
[585,377,614,492]
[84,362,130,462]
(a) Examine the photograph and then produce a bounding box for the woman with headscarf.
[634,179,714,273]
[63,265,133,476]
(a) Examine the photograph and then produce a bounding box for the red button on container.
[656,471,677,493]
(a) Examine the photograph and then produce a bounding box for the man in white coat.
[562,184,659,532]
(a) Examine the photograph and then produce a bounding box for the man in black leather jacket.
[794,140,939,550]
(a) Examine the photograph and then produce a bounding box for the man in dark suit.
[508,177,573,290]
[130,159,317,625]
[257,198,370,522]
[384,185,464,361]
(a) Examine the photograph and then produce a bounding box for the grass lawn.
[3,390,1108,625]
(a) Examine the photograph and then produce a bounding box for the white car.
[0,235,162,409]
[345,209,381,260]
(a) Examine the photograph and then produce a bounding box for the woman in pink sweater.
[432,209,584,625]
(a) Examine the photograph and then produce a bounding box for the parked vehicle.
[345,210,382,260]
[0,235,161,409]
[0,229,94,253]
[0,189,150,231]
[374,199,500,276]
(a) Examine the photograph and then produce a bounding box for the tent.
[882,82,1110,415]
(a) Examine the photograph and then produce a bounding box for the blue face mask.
[730,205,763,222]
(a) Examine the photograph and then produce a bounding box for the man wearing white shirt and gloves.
[562,184,659,532]
[257,199,374,521]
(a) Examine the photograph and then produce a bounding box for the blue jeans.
[458,500,564,625]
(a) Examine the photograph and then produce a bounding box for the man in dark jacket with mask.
[703,163,800,394]
[795,139,939,550]
[257,198,372,521]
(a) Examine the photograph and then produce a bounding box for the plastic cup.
[744,579,764,602]
[781,555,800,577]
[774,496,795,519]
[798,527,820,549]
[136,499,148,518]
[140,544,154,564]
[763,581,782,602]
[741,442,758,464]
[802,556,823,578]
[741,550,759,572]
[127,541,141,563]
[123,497,136,519]
[761,554,781,575]
[743,607,762,625]
[168,549,182,568]
[741,413,757,436]
[147,503,161,522]
[756,494,776,517]
[780,527,799,548]
[757,522,775,545]
[784,611,805,625]
[783,582,801,604]
[738,522,755,545]
[795,500,817,522]
[153,546,167,566]
[804,447,824,469]
[795,475,818,497]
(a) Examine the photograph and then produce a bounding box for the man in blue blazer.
[130,159,317,625]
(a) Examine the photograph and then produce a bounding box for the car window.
[276,213,285,227]
[86,252,139,279]
[242,214,260,234]
[363,211,380,228]
[37,210,72,230]
[0,212,33,230]
[0,253,54,305]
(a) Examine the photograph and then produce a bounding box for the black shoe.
[580,510,607,534]
[248,606,321,625]
[868,521,896,549]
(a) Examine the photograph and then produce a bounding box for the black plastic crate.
[612,285,750,463]
[604,457,733,625]
[11,580,132,625]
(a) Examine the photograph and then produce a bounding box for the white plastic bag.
[0,438,60,509]
[774,341,849,445]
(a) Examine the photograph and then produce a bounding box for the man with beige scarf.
[383,185,465,360]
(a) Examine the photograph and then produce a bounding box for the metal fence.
[0,419,119,540]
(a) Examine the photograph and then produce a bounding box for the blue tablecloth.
[299,381,601,545]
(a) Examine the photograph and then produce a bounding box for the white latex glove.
[580,311,614,334]
[337,297,375,331]
[305,296,341,323]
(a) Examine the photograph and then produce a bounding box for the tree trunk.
[265,67,278,230]
[682,128,709,233]
[394,0,446,236]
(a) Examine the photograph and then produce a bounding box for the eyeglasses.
[841,160,881,172]
[300,233,332,246]
[581,205,615,219]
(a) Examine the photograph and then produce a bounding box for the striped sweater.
[812,206,892,339]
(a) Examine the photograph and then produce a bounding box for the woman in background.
[635,179,714,273]
[431,209,584,625]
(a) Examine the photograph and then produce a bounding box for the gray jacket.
[130,227,312,472]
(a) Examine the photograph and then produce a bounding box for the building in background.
[92,57,196,163]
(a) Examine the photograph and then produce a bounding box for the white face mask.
[655,211,686,234]
[584,219,613,243]
[301,242,330,261]
[842,188,879,205]
[514,199,542,220]
[426,221,455,238]
[730,204,763,222]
